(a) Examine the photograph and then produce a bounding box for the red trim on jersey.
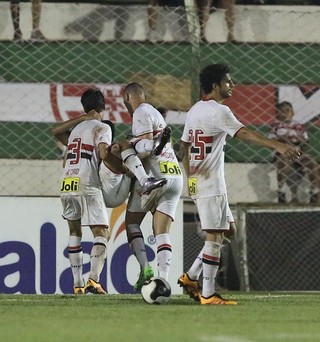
[133,129,162,143]
[154,209,174,221]
[67,143,94,152]
[201,136,214,143]
[81,143,94,152]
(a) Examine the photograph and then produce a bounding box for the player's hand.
[111,143,121,155]
[277,143,302,161]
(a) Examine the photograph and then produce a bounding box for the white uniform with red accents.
[128,103,183,219]
[181,100,244,199]
[60,119,111,225]
[181,100,243,230]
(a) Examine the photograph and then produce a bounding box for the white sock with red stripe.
[127,224,149,270]
[187,246,204,281]
[68,236,84,287]
[89,236,108,282]
[156,233,172,281]
[201,241,222,298]
[121,148,148,185]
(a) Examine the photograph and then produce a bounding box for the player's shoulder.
[195,99,229,111]
[79,119,102,127]
[139,102,158,114]
[83,119,111,135]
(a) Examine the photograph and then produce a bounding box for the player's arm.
[52,110,101,145]
[98,142,110,162]
[181,140,191,177]
[105,144,133,176]
[235,126,302,160]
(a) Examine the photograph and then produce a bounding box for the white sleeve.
[132,107,153,137]
[215,106,244,137]
[96,123,112,146]
[181,116,190,143]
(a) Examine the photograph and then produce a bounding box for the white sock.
[121,148,148,186]
[68,236,84,287]
[202,241,222,298]
[127,224,149,269]
[88,236,108,282]
[187,246,204,280]
[134,139,154,155]
[156,233,172,281]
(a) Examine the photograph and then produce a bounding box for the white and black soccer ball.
[141,277,171,305]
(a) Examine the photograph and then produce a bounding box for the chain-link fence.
[1,2,320,203]
[236,204,320,291]
[1,1,320,292]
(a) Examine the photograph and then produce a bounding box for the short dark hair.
[199,64,230,94]
[276,101,293,111]
[81,88,105,113]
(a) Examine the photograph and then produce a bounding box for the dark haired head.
[81,88,105,113]
[199,64,230,95]
[275,101,294,121]
[102,120,115,143]
[276,101,293,111]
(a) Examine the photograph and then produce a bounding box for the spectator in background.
[10,0,46,42]
[147,0,236,43]
[147,0,187,42]
[269,101,320,204]
[198,0,236,43]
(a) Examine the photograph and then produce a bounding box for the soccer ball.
[141,277,171,304]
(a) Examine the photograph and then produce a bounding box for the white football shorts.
[61,192,109,226]
[127,177,183,221]
[194,193,232,230]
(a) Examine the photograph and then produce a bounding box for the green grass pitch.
[1,293,319,342]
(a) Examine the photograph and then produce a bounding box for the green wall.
[2,42,320,84]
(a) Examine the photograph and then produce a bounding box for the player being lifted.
[179,64,302,305]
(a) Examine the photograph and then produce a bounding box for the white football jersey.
[60,120,112,196]
[132,103,182,180]
[181,100,244,198]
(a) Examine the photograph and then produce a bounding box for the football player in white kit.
[59,88,112,295]
[122,83,183,291]
[179,64,302,305]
